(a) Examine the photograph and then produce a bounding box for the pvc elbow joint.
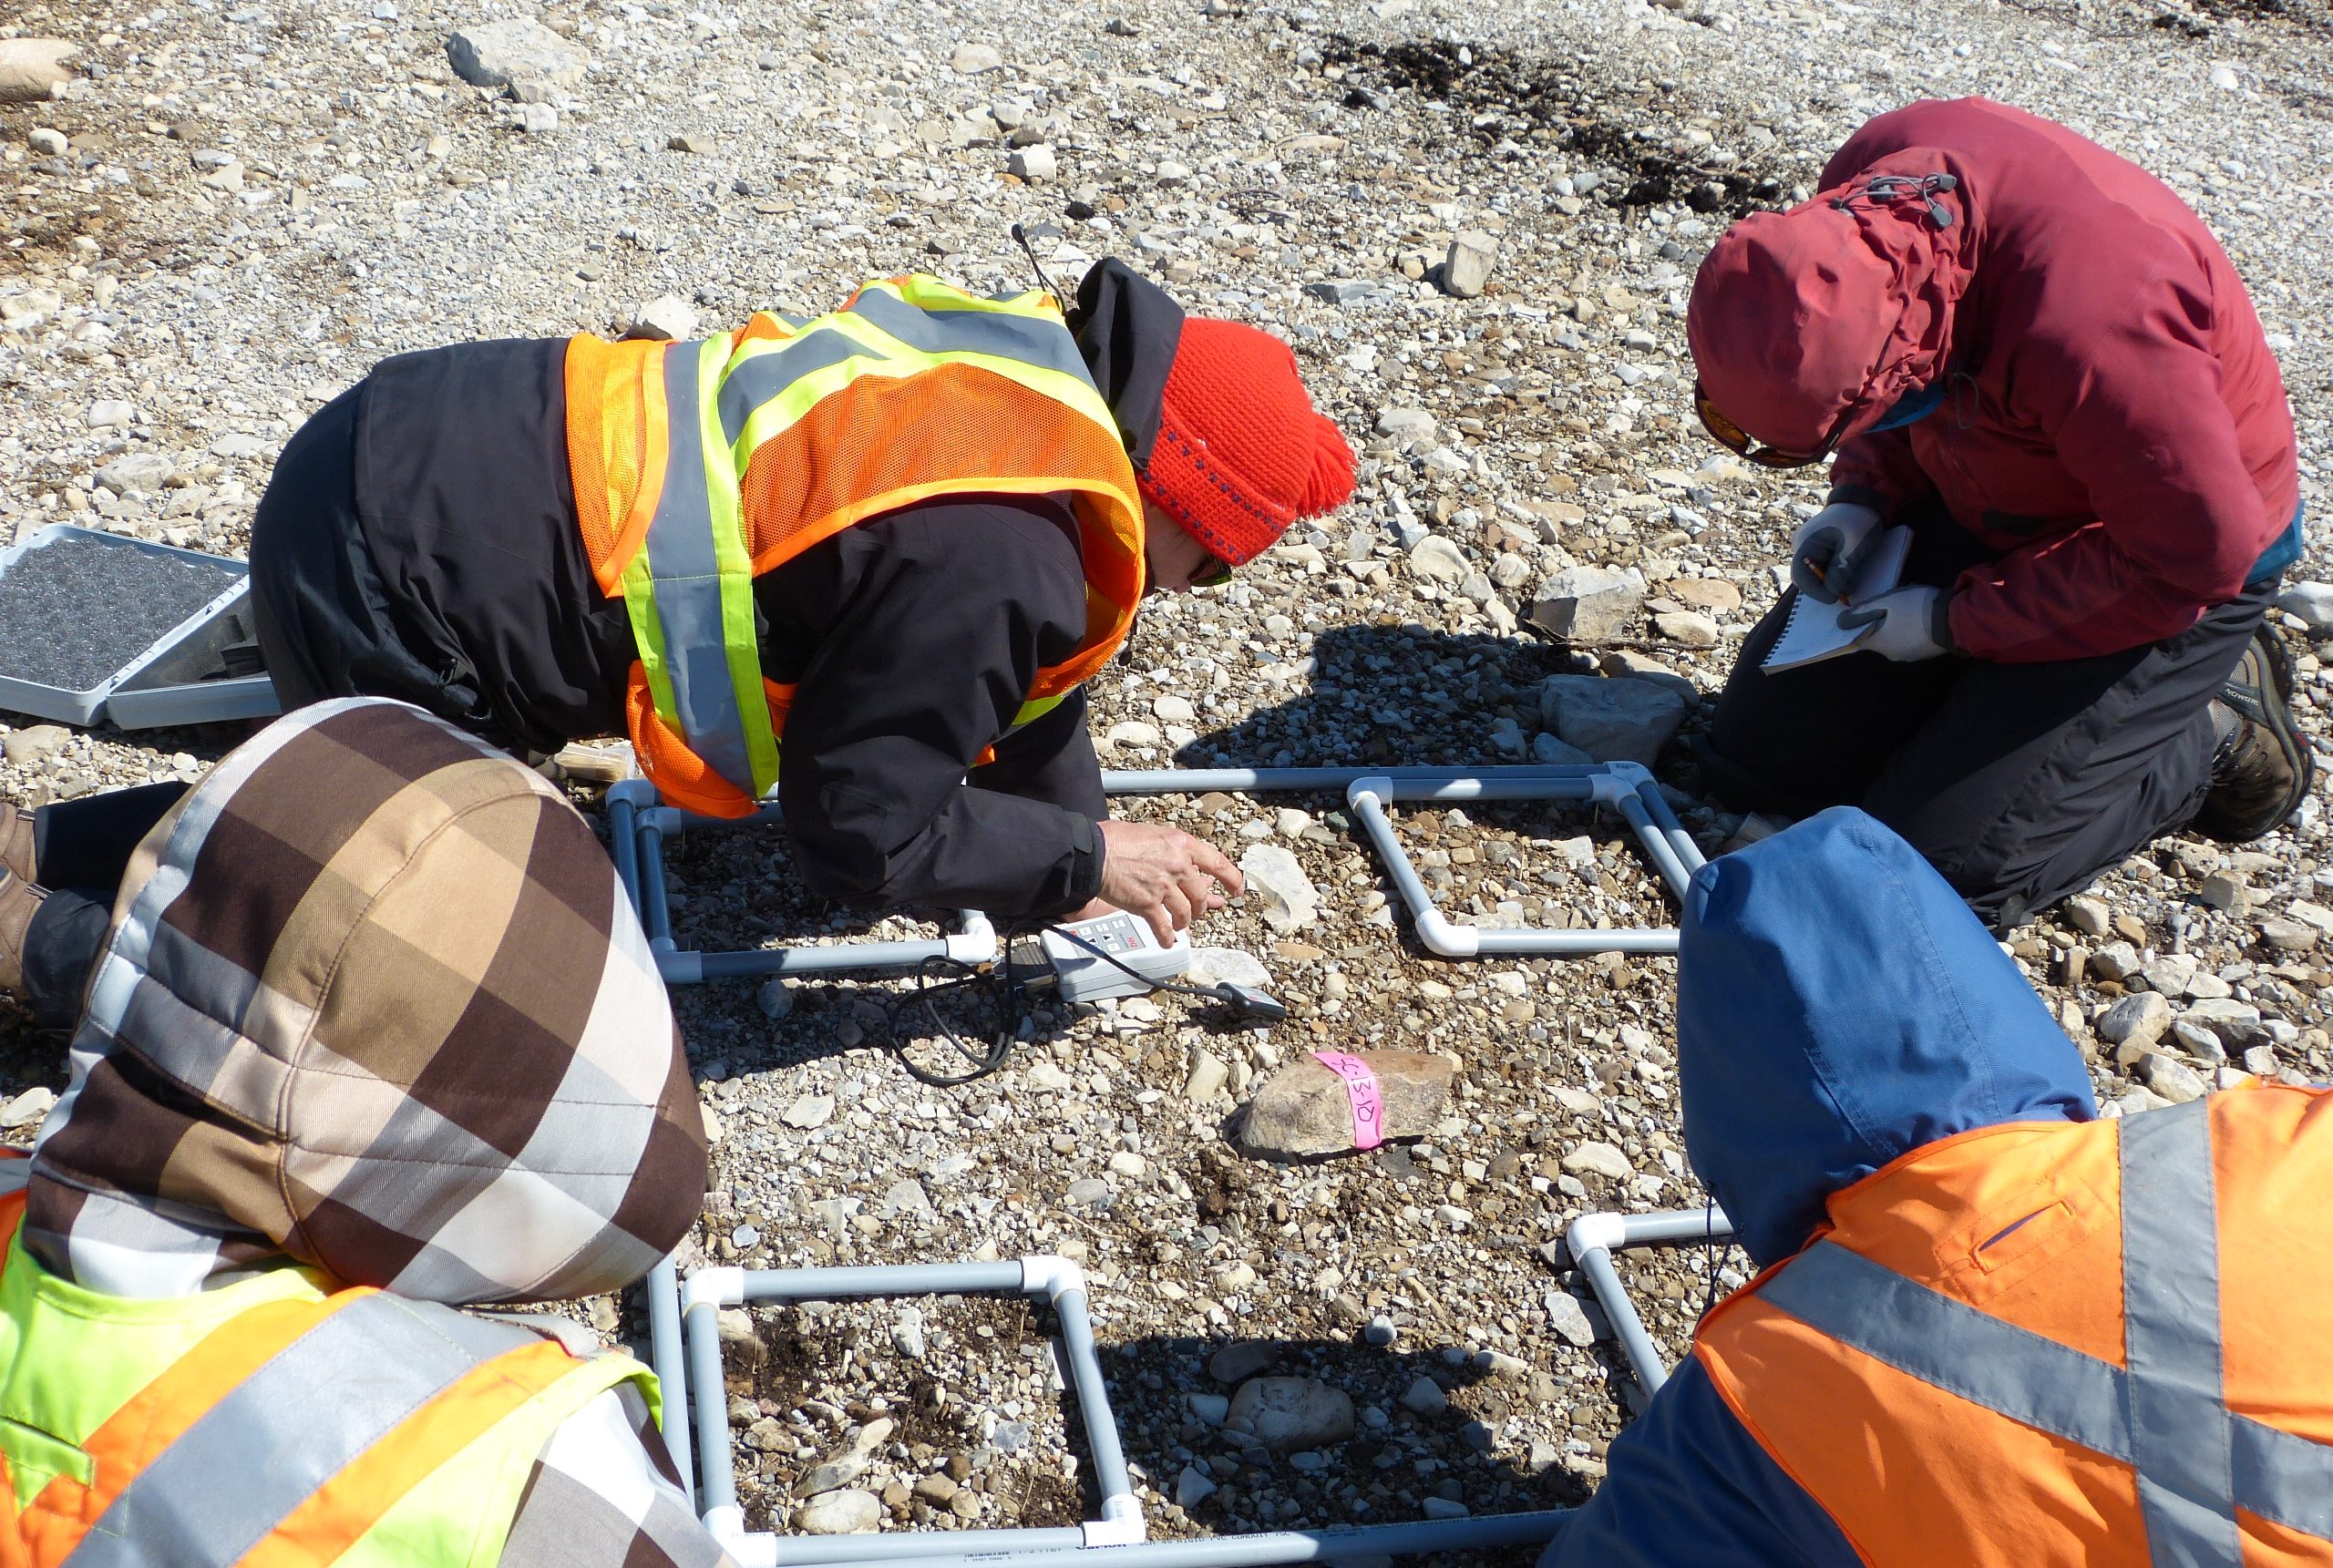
[1083,1494,1147,1545]
[1019,1254,1087,1300]
[1588,761,1652,805]
[704,1506,776,1567]
[605,778,659,809]
[1413,907,1480,958]
[1567,1212,1629,1262]
[947,912,999,965]
[680,1266,745,1314]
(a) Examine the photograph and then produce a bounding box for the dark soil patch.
[1318,36,1792,217]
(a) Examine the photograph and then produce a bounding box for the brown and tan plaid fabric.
[26,698,706,1303]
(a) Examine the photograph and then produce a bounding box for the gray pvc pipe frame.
[676,1256,1145,1567]
[611,763,1704,983]
[1562,1206,1736,1395]
[1339,763,1701,958]
[608,780,998,986]
[840,1510,1574,1568]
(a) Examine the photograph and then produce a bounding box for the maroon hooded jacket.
[1691,98,2298,661]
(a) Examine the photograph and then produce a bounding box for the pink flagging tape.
[1310,1050,1385,1150]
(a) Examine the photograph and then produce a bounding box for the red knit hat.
[1139,318,1357,567]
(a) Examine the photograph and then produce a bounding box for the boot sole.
[2199,627,2314,842]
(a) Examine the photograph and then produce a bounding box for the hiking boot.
[2194,625,2313,843]
[0,868,43,997]
[0,802,32,884]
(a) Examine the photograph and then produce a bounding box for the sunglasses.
[1193,553,1234,589]
[1693,380,1850,470]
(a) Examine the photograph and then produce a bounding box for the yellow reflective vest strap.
[617,333,781,807]
[0,1216,653,1568]
[609,277,1143,810]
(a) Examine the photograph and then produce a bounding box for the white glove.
[1788,502,1883,603]
[1838,586,1953,661]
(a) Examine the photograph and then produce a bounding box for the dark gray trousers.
[1696,514,2269,931]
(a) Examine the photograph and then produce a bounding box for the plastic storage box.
[0,525,282,730]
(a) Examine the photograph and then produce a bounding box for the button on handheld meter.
[1040,912,1193,1004]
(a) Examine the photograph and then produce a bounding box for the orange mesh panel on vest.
[565,334,673,593]
[739,364,1140,587]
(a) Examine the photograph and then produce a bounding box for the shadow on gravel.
[1166,622,1573,774]
[1104,1330,1589,1554]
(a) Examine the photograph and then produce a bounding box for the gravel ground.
[2,0,2328,1543]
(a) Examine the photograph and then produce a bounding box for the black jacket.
[251,261,1184,923]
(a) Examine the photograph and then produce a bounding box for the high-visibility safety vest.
[1695,1088,2333,1566]
[0,1180,656,1567]
[564,275,1148,818]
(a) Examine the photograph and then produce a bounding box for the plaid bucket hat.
[26,698,706,1304]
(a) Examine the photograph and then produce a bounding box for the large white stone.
[624,293,698,343]
[0,40,76,104]
[1440,230,1498,299]
[447,20,590,88]
[2277,581,2333,634]
[1407,534,1469,586]
[796,1490,882,1534]
[1228,1377,1354,1450]
[1239,844,1320,932]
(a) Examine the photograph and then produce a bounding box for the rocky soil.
[2,0,2329,1546]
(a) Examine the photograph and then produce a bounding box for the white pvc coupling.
[681,1266,747,1314]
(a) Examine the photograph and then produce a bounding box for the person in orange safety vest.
[246,259,1357,947]
[1545,806,2331,1568]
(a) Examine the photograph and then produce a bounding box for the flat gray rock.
[1537,674,1689,768]
[1240,1050,1454,1158]
[1526,565,1645,643]
[1227,1376,1355,1450]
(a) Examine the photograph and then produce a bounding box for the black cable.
[878,920,1286,1087]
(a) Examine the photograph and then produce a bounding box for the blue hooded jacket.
[1547,808,2095,1567]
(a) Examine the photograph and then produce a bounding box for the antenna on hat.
[1009,223,1072,319]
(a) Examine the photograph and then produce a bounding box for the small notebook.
[1762,526,1916,672]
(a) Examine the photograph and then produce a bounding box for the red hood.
[1688,149,1977,455]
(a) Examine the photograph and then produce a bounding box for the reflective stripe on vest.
[57,1296,546,1568]
[0,1197,593,1568]
[1752,1099,2333,1556]
[623,335,774,806]
[609,277,1141,810]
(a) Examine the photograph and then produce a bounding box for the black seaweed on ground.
[1318,36,1792,218]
